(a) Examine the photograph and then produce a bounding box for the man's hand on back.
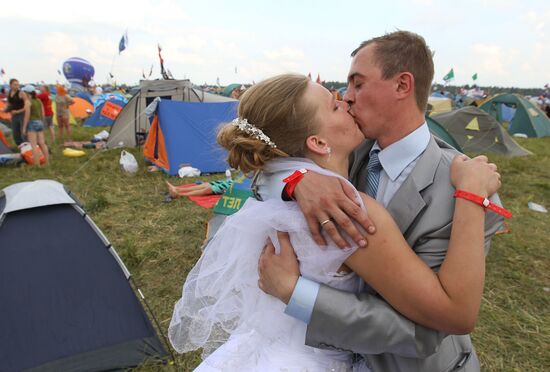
[293,172,376,249]
[258,232,300,304]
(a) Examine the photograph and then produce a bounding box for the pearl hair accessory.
[231,118,277,148]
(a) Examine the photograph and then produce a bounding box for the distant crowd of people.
[1,78,79,165]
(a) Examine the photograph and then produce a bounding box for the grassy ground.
[0,126,548,371]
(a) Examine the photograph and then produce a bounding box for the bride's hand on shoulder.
[450,154,501,197]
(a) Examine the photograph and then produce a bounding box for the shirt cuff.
[284,276,320,324]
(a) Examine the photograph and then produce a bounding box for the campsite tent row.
[108,79,539,172]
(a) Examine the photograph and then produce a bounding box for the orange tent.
[69,97,93,119]
[143,115,170,171]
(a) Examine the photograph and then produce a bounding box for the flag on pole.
[307,72,312,80]
[149,64,153,78]
[142,69,146,79]
[472,73,478,81]
[316,74,321,84]
[118,30,128,54]
[158,44,169,80]
[443,68,454,82]
[0,68,5,76]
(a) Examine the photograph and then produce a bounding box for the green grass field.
[0,126,548,371]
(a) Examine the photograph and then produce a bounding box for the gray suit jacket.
[306,136,504,372]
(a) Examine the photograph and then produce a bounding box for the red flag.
[158,44,164,65]
[316,74,321,84]
[158,44,169,80]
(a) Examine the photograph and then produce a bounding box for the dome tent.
[425,115,462,152]
[480,93,550,137]
[433,106,531,157]
[0,180,170,370]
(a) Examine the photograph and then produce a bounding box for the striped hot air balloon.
[62,57,95,87]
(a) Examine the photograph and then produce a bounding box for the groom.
[255,31,504,371]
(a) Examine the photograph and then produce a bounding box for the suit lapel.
[386,136,442,235]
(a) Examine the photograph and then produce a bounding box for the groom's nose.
[343,87,354,105]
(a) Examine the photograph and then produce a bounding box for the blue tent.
[83,99,127,127]
[93,93,129,110]
[76,91,94,105]
[0,180,169,370]
[144,100,238,174]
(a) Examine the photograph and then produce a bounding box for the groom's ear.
[395,72,414,99]
[305,135,329,155]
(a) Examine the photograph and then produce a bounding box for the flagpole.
[109,53,117,84]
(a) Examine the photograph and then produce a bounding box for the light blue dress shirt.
[285,123,431,323]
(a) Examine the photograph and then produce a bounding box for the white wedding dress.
[169,159,365,371]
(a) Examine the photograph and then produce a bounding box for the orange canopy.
[69,97,93,119]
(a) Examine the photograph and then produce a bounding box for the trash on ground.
[527,202,547,213]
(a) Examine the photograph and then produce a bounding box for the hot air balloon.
[62,57,95,88]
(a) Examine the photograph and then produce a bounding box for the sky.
[1,0,548,88]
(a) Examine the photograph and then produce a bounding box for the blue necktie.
[366,150,382,198]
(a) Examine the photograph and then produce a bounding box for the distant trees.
[322,81,546,97]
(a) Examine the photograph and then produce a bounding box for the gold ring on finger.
[320,219,332,227]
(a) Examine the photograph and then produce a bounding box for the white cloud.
[0,0,189,28]
[3,1,550,87]
[41,33,80,64]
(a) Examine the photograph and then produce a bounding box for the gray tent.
[106,80,236,148]
[433,106,531,157]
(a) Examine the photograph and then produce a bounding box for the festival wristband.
[283,168,308,200]
[453,190,512,218]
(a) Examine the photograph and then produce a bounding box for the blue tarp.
[501,104,517,123]
[151,100,238,174]
[83,98,127,127]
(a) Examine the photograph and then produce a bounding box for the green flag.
[443,68,454,82]
[472,73,478,81]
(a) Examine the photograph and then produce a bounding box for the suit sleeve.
[306,285,445,357]
[305,195,504,358]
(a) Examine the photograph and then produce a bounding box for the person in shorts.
[22,85,49,165]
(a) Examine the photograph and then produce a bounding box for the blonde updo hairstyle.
[217,74,318,173]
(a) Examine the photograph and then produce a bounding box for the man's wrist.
[282,169,308,200]
[284,276,321,324]
[281,275,299,304]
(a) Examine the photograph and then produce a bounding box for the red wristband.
[453,190,512,218]
[283,168,308,200]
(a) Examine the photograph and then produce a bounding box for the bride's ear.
[305,135,330,155]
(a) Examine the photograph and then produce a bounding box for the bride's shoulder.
[358,192,388,216]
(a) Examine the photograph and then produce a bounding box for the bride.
[168,74,501,371]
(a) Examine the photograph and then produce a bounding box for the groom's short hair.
[352,31,434,112]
